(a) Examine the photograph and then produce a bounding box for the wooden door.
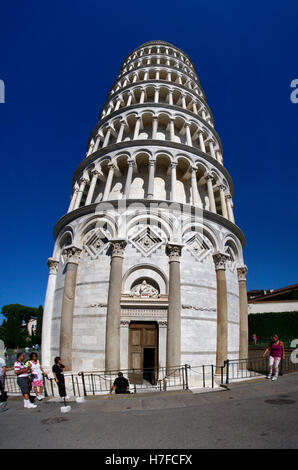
[129,323,158,384]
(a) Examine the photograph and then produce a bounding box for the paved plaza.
[1,372,298,449]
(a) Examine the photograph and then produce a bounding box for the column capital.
[110,239,127,258]
[237,265,248,281]
[63,245,82,265]
[204,172,214,181]
[80,177,89,185]
[213,252,229,271]
[157,320,168,328]
[171,161,178,168]
[120,320,130,328]
[225,192,232,200]
[219,183,226,191]
[91,168,102,178]
[166,243,184,261]
[47,258,59,274]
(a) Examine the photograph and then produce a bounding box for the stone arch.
[122,263,168,295]
[78,215,117,244]
[182,221,219,253]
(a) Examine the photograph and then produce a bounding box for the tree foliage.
[1,304,43,348]
[248,311,298,340]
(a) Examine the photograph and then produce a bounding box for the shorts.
[31,379,43,388]
[17,377,31,395]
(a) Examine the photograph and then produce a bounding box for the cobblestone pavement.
[1,373,298,449]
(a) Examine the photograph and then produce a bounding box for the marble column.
[185,122,192,146]
[237,266,249,363]
[67,186,79,213]
[102,163,115,201]
[93,134,101,153]
[219,184,228,218]
[191,167,201,207]
[102,127,111,148]
[158,320,167,377]
[166,243,183,373]
[124,160,134,198]
[85,170,100,206]
[147,160,155,199]
[120,320,130,371]
[74,178,88,210]
[105,240,127,372]
[152,116,158,139]
[199,132,206,153]
[209,140,216,159]
[60,246,82,371]
[205,173,217,213]
[116,120,126,143]
[41,258,59,370]
[226,193,235,223]
[213,252,229,372]
[170,162,177,201]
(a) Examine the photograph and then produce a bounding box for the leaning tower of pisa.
[42,41,248,379]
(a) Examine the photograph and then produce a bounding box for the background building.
[42,41,248,377]
[248,284,298,314]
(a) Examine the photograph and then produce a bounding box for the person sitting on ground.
[110,372,130,394]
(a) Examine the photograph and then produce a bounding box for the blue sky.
[0,0,297,321]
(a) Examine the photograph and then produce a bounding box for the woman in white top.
[28,352,47,400]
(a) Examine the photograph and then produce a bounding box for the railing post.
[202,365,205,388]
[211,365,214,388]
[43,374,48,397]
[71,374,76,397]
[91,373,95,395]
[220,364,224,385]
[50,378,54,396]
[80,372,87,397]
[225,359,230,384]
[184,364,189,390]
[132,369,137,394]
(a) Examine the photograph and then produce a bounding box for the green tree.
[1,304,41,348]
[5,311,22,348]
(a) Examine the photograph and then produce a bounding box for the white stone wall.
[45,207,243,372]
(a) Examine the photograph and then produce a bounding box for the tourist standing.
[28,353,47,400]
[0,351,7,411]
[263,334,285,380]
[52,357,68,400]
[14,352,37,408]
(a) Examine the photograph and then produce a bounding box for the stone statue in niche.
[130,280,159,298]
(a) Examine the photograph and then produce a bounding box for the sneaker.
[272,376,278,381]
[28,402,37,408]
[266,374,272,379]
[37,395,43,401]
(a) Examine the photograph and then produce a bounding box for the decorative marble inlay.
[83,228,108,260]
[185,233,212,262]
[130,226,163,257]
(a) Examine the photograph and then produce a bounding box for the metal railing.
[4,364,190,397]
[222,353,298,384]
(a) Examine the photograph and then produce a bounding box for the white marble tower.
[42,41,248,376]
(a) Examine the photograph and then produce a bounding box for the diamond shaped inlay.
[185,233,212,262]
[83,228,109,260]
[130,226,163,257]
